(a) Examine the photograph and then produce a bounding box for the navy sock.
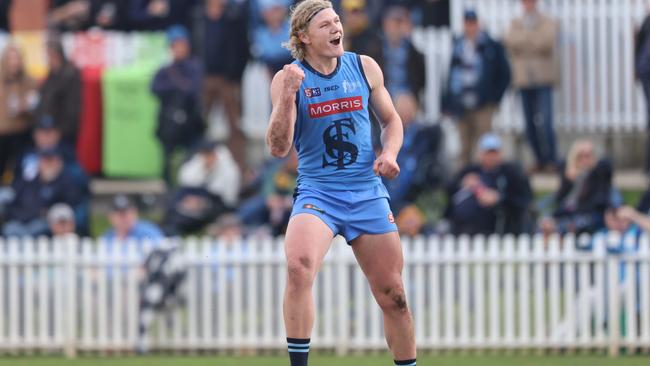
[395,359,416,366]
[287,337,310,366]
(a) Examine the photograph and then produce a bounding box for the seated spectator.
[382,93,445,214]
[129,0,198,31]
[237,150,298,236]
[162,141,240,236]
[396,204,430,237]
[252,0,292,75]
[48,0,92,31]
[37,38,81,147]
[102,194,164,245]
[90,0,131,30]
[0,41,38,183]
[15,115,79,182]
[151,25,204,184]
[3,147,86,237]
[539,139,612,235]
[444,133,532,236]
[47,203,76,237]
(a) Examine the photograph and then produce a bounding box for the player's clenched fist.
[373,153,400,179]
[282,64,305,95]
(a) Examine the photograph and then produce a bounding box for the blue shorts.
[291,183,398,243]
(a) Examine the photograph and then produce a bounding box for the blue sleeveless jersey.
[293,52,381,191]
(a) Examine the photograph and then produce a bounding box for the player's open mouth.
[330,37,341,46]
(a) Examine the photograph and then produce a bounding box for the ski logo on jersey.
[309,96,363,119]
[322,118,358,170]
[304,87,321,98]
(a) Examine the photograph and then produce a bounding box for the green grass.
[0,355,648,366]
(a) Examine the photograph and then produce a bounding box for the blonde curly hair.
[283,0,333,60]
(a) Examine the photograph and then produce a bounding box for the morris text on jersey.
[308,96,363,119]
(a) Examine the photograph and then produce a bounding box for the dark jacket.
[442,31,511,117]
[129,0,197,31]
[6,168,84,223]
[347,27,383,63]
[37,61,81,145]
[552,159,612,234]
[636,15,650,78]
[151,58,204,146]
[203,1,250,81]
[445,162,532,235]
[0,0,10,32]
[375,39,426,102]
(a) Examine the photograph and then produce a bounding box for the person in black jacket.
[442,9,511,166]
[636,11,650,175]
[37,38,81,146]
[2,147,86,237]
[376,5,426,102]
[151,25,204,185]
[539,139,612,235]
[445,133,532,236]
[202,0,250,174]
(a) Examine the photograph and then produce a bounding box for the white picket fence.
[413,0,649,133]
[0,233,649,356]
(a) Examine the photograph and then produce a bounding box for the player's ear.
[299,30,311,46]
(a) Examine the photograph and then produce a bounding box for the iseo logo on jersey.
[304,87,321,98]
[324,85,339,92]
[308,96,363,119]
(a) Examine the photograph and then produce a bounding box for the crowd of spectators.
[0,0,649,244]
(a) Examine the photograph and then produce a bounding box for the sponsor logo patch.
[308,96,363,119]
[303,204,325,214]
[388,212,395,224]
[304,87,321,98]
[324,85,340,92]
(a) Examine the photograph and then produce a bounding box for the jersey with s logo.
[292,52,380,191]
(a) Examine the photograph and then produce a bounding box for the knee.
[375,283,409,315]
[286,256,316,290]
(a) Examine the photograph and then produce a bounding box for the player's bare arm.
[360,55,403,180]
[266,64,305,158]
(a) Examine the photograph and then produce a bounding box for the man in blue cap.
[151,24,204,184]
[3,146,86,237]
[444,132,532,235]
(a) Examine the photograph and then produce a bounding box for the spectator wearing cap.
[102,195,164,243]
[444,133,532,235]
[442,9,511,167]
[202,0,250,174]
[0,41,38,183]
[3,147,85,237]
[47,203,76,236]
[341,0,382,61]
[161,140,240,236]
[151,24,205,185]
[14,115,79,183]
[251,0,292,75]
[539,139,612,235]
[504,0,558,173]
[376,5,425,102]
[36,38,81,146]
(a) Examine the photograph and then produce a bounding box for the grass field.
[0,355,648,366]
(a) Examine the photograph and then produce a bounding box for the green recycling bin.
[102,61,163,178]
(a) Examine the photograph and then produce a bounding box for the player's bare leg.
[283,213,334,365]
[352,232,416,362]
